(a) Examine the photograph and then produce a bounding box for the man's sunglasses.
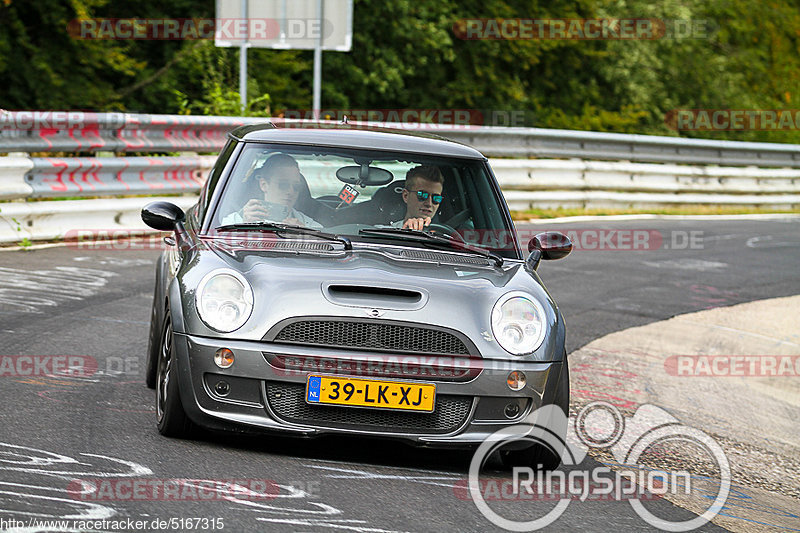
[407,189,444,204]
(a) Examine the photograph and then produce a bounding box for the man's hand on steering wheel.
[402,217,462,241]
[401,217,432,230]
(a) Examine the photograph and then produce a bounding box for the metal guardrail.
[502,190,800,211]
[24,156,216,198]
[489,159,800,194]
[0,112,259,153]
[0,196,198,245]
[1,156,798,244]
[4,155,798,201]
[1,111,798,245]
[3,111,800,166]
[440,127,800,167]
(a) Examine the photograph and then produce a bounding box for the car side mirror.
[525,231,572,270]
[142,202,186,232]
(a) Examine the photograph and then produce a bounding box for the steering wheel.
[443,209,471,228]
[425,223,463,241]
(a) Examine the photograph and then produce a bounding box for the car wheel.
[501,353,570,471]
[144,300,160,389]
[155,315,194,438]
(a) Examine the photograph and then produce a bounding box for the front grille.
[271,320,471,355]
[265,382,472,435]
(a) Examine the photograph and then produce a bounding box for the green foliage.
[6,216,31,248]
[0,0,144,109]
[1,0,799,141]
[168,42,271,116]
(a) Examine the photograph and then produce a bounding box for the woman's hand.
[241,199,271,222]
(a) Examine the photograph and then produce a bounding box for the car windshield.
[209,143,519,259]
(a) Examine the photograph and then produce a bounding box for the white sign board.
[215,0,352,51]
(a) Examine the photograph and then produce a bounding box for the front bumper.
[172,333,565,447]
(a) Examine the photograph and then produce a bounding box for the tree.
[2,0,799,143]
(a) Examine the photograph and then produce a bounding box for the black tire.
[144,274,162,389]
[144,305,160,389]
[501,353,570,471]
[155,315,194,438]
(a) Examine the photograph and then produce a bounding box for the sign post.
[313,0,323,118]
[239,0,248,112]
[215,0,353,116]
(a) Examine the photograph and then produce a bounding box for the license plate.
[305,375,435,412]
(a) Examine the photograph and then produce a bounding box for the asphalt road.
[0,216,798,532]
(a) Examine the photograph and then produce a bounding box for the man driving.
[394,165,444,230]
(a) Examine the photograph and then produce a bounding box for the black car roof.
[228,121,487,160]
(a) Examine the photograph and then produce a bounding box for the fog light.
[507,370,526,391]
[214,348,234,369]
[504,403,521,418]
[214,380,230,396]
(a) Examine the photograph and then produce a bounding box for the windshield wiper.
[358,227,503,266]
[215,222,352,250]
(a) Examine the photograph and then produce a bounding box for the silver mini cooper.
[142,122,572,469]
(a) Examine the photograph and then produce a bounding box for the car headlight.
[491,293,547,355]
[195,270,254,332]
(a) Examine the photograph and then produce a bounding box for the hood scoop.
[323,283,427,311]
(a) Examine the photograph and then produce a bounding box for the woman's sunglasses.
[407,189,444,204]
[255,175,303,192]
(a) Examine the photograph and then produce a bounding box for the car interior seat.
[322,180,406,226]
[295,174,338,225]
[369,180,407,224]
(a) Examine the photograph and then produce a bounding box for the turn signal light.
[214,348,235,369]
[507,370,526,391]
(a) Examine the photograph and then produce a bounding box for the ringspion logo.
[466,402,730,531]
